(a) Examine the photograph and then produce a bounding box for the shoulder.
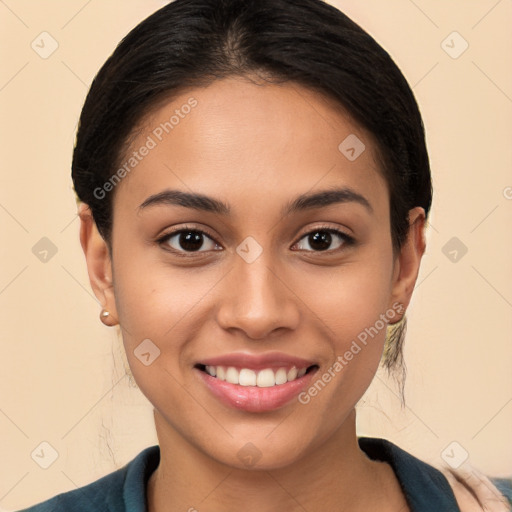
[16,445,160,512]
[359,437,511,511]
[359,437,461,509]
[16,466,128,512]
[441,466,512,512]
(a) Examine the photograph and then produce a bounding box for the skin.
[79,76,426,512]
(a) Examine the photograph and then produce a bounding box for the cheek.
[111,264,204,418]
[295,267,394,424]
[300,255,394,342]
[297,249,395,391]
[316,276,390,383]
[112,249,217,340]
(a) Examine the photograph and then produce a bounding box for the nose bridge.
[216,244,299,339]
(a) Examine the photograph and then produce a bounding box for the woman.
[18,0,511,510]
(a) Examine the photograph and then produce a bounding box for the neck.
[147,409,407,512]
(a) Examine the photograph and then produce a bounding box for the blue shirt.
[16,437,505,511]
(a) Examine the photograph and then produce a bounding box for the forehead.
[112,77,387,218]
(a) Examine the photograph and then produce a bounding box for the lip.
[196,351,316,371]
[194,359,319,413]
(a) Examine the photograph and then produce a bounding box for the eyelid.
[294,223,353,243]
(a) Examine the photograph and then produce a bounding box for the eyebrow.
[138,186,373,216]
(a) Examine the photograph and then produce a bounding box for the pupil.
[310,231,331,251]
[180,231,203,251]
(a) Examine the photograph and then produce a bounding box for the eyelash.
[156,224,355,258]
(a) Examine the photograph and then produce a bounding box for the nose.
[216,249,300,340]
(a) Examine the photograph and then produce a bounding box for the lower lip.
[195,367,318,413]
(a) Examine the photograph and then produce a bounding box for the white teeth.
[256,368,275,387]
[203,365,311,387]
[275,368,288,385]
[287,367,298,381]
[226,366,239,384]
[239,368,257,386]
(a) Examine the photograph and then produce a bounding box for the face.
[81,76,425,470]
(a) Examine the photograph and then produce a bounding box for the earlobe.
[78,203,119,326]
[388,207,426,322]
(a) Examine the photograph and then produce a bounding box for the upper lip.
[196,351,317,371]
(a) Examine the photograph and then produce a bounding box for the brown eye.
[293,228,354,253]
[158,227,222,255]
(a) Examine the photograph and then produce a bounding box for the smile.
[198,364,316,387]
[195,363,319,412]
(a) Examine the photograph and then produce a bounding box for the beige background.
[1,0,511,509]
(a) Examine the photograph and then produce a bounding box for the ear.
[388,206,426,323]
[78,202,119,326]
